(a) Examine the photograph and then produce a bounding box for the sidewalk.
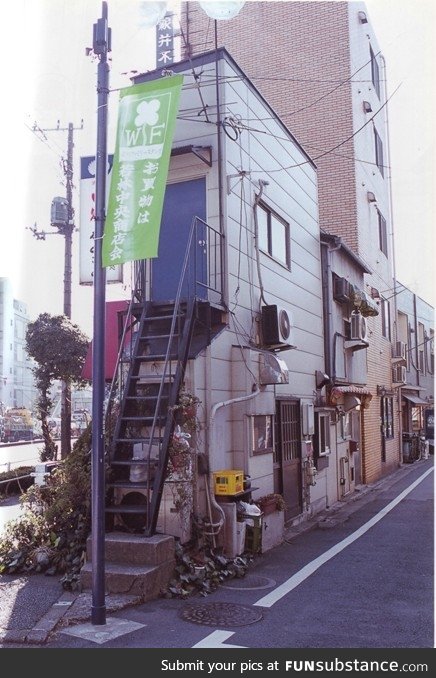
[0,457,432,646]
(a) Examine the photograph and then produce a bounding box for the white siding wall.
[171,55,324,491]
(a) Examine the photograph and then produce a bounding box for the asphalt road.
[41,458,434,650]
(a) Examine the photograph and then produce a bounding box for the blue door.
[151,178,207,302]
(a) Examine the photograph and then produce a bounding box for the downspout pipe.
[207,385,261,527]
[253,180,269,307]
[380,54,402,462]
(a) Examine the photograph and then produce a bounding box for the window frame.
[381,297,391,340]
[370,45,381,98]
[251,414,274,456]
[377,208,388,256]
[314,411,331,457]
[256,201,291,269]
[380,396,394,440]
[374,127,384,177]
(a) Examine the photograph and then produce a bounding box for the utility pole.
[29,119,83,459]
[90,1,110,626]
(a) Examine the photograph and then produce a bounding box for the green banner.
[102,75,184,266]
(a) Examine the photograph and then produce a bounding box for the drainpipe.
[253,180,269,307]
[413,293,420,388]
[320,236,341,381]
[214,22,226,307]
[206,384,261,530]
[381,54,401,462]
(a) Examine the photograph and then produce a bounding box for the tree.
[25,313,89,460]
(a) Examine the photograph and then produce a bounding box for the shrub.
[0,424,92,589]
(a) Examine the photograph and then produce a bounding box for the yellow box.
[213,470,244,495]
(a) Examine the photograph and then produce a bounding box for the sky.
[0,0,434,339]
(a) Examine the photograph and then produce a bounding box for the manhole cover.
[180,602,263,627]
[221,575,276,590]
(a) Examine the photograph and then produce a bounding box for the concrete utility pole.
[90,1,110,626]
[29,119,83,459]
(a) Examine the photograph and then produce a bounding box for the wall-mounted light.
[363,100,372,113]
[367,191,377,203]
[358,11,368,24]
[315,370,331,390]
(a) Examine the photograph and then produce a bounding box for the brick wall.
[182,1,400,483]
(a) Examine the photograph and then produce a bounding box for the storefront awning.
[403,394,428,406]
[329,386,373,409]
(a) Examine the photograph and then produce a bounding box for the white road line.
[192,630,246,648]
[254,467,433,608]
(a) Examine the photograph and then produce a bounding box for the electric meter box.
[213,470,244,495]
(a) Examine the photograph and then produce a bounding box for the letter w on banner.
[102,75,184,266]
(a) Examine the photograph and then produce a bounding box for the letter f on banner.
[102,74,183,267]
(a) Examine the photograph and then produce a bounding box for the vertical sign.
[155,12,175,69]
[102,75,183,267]
[79,154,122,284]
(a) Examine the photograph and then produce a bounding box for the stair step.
[125,395,169,401]
[145,313,180,322]
[129,375,174,382]
[111,459,159,466]
[85,532,175,566]
[121,415,167,422]
[80,561,169,598]
[115,437,163,444]
[134,354,179,362]
[139,333,180,340]
[107,480,152,489]
[106,504,148,514]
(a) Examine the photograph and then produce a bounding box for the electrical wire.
[248,82,402,174]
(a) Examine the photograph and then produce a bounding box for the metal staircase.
[104,216,225,538]
[105,297,197,537]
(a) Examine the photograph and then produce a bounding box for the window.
[381,297,391,340]
[370,45,380,98]
[340,412,352,440]
[374,127,384,177]
[314,412,331,456]
[257,202,290,268]
[378,209,388,256]
[418,323,425,373]
[251,415,274,455]
[381,396,394,439]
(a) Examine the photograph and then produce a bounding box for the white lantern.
[138,1,169,28]
[199,2,245,21]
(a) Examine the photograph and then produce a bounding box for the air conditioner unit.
[333,276,352,304]
[261,305,296,350]
[392,341,406,363]
[392,365,406,384]
[350,313,367,341]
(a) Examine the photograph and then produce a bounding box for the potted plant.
[255,493,286,516]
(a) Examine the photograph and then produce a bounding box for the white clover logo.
[135,99,161,127]
[87,158,111,176]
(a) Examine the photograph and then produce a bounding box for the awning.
[330,385,373,409]
[403,394,428,406]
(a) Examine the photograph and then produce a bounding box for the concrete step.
[85,532,175,567]
[80,560,174,599]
